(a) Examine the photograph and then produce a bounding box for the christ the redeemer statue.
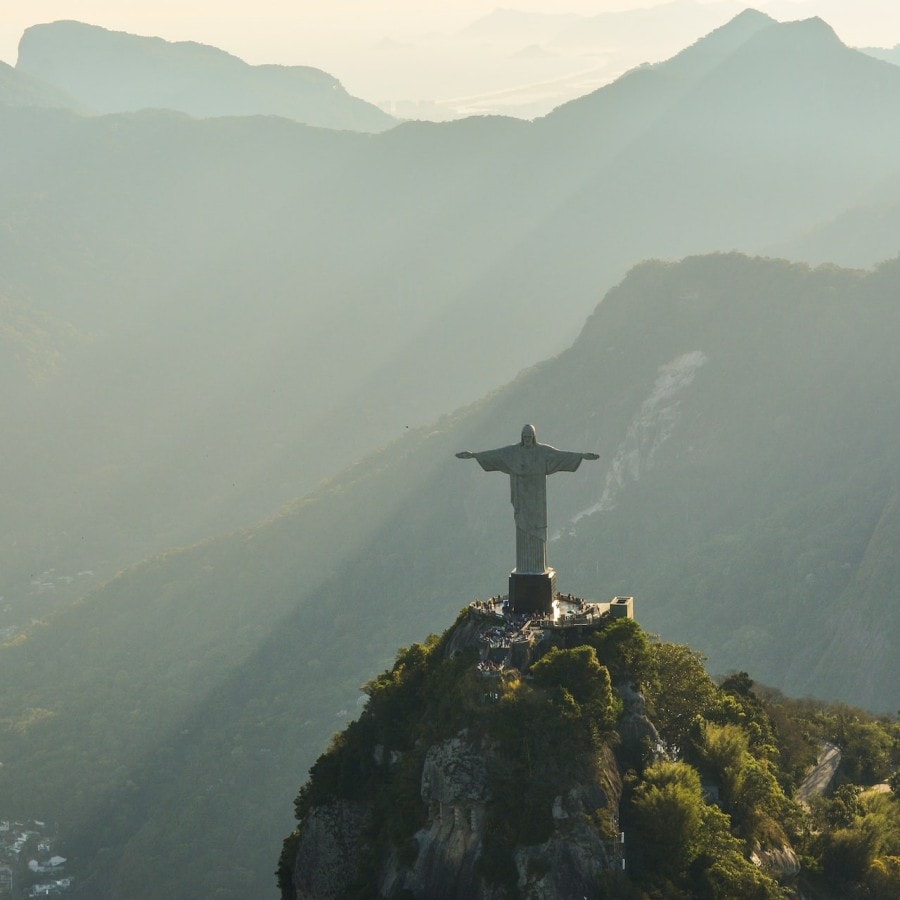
[457,424,598,612]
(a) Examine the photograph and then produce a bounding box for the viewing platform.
[469,593,635,676]
[470,592,634,629]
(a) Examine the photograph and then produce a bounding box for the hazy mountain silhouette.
[533,8,777,172]
[2,254,899,898]
[553,0,748,51]
[768,179,900,268]
[460,1,747,56]
[459,8,582,40]
[4,9,900,637]
[0,57,82,110]
[861,44,900,66]
[16,20,396,131]
[532,11,900,249]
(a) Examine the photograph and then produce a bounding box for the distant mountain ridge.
[461,1,749,58]
[3,9,900,636]
[16,19,396,131]
[861,44,900,66]
[0,57,81,110]
[537,8,775,155]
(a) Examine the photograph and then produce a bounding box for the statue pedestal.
[509,568,556,614]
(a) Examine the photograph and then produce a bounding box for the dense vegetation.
[279,611,900,898]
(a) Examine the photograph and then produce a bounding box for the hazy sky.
[4,1,900,115]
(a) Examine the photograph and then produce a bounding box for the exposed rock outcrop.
[384,732,493,899]
[616,679,662,761]
[294,727,623,900]
[751,841,801,880]
[514,746,623,900]
[291,801,369,900]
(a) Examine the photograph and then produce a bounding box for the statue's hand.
[582,452,600,460]
[456,451,475,459]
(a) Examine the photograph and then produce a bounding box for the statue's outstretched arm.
[582,452,600,460]
[456,451,475,459]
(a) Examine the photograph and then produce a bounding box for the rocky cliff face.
[511,747,622,900]
[284,607,634,899]
[751,841,801,881]
[290,728,622,900]
[400,733,492,897]
[292,802,369,900]
[380,732,496,900]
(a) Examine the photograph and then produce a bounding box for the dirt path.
[796,742,841,806]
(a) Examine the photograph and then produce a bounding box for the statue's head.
[521,424,536,447]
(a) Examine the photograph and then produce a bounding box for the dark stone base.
[509,569,556,614]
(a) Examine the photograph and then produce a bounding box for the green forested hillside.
[279,612,900,899]
[2,253,900,896]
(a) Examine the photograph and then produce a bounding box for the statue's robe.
[471,442,586,574]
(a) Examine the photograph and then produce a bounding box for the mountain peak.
[790,14,841,37]
[724,7,777,29]
[741,12,845,55]
[679,7,777,54]
[539,7,775,131]
[16,19,395,132]
[660,9,851,81]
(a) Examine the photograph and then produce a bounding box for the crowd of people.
[467,593,605,677]
[476,659,503,675]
